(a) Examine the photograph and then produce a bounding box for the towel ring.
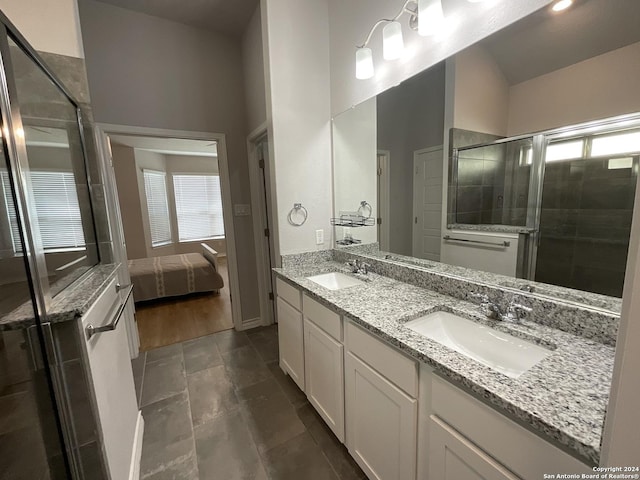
[358,201,372,219]
[287,203,308,226]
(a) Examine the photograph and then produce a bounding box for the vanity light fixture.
[355,0,419,79]
[418,0,445,36]
[552,0,573,12]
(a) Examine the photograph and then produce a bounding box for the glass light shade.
[355,47,374,79]
[418,0,445,36]
[382,21,404,60]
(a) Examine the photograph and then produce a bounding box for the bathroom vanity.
[274,249,615,480]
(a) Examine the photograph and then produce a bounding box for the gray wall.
[78,0,260,321]
[242,5,267,133]
[377,62,446,256]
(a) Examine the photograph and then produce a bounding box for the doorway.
[412,146,444,261]
[248,130,278,326]
[95,125,242,351]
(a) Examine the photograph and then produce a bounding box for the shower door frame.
[0,10,102,479]
[526,113,640,282]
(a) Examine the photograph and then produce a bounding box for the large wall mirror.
[332,0,640,313]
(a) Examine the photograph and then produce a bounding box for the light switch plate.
[316,229,324,245]
[234,204,251,216]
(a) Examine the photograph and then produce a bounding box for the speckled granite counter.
[447,223,536,234]
[274,260,615,466]
[0,263,119,331]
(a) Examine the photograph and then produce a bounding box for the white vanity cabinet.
[345,320,418,480]
[303,294,345,441]
[276,278,305,390]
[81,277,140,480]
[427,375,591,480]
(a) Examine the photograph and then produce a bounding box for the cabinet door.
[277,297,305,390]
[83,280,140,480]
[304,319,345,442]
[345,352,417,480]
[429,415,520,480]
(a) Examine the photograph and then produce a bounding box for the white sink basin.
[306,272,365,291]
[405,311,550,378]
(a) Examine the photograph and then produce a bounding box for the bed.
[128,243,224,302]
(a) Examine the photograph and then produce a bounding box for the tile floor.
[132,325,367,480]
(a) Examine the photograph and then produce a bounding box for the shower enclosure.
[0,12,107,480]
[452,116,640,297]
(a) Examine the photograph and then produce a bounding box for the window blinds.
[173,174,225,242]
[143,170,172,247]
[1,170,85,251]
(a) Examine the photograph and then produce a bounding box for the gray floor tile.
[131,353,146,407]
[296,403,366,480]
[141,437,198,480]
[146,343,183,364]
[194,410,265,480]
[248,332,279,364]
[183,335,223,375]
[142,392,193,452]
[214,329,252,353]
[187,365,238,427]
[266,361,308,408]
[221,345,272,390]
[237,378,306,453]
[141,355,187,407]
[262,431,339,480]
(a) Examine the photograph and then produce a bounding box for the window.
[173,174,224,242]
[143,170,172,247]
[545,139,584,162]
[1,170,85,252]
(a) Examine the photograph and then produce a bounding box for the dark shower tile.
[456,186,483,214]
[580,177,636,210]
[457,158,484,186]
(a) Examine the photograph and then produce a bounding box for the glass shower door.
[534,128,640,297]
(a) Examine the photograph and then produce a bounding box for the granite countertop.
[447,223,535,234]
[0,263,120,331]
[274,260,615,466]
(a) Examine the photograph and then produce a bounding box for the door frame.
[412,145,443,259]
[247,122,279,326]
[377,150,391,251]
[94,123,243,333]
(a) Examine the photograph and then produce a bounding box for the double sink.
[306,271,551,379]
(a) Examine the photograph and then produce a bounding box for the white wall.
[79,0,259,320]
[242,5,267,133]
[262,0,333,255]
[327,0,552,117]
[452,45,509,136]
[0,0,84,57]
[507,41,640,136]
[333,96,377,245]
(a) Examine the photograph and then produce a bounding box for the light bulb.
[418,0,445,36]
[383,21,404,60]
[355,47,374,79]
[552,0,573,11]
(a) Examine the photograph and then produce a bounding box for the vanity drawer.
[276,277,301,310]
[345,320,418,397]
[303,294,342,341]
[431,375,590,478]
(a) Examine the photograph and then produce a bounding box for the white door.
[345,352,417,480]
[277,297,305,390]
[429,415,519,480]
[377,151,391,251]
[304,319,345,442]
[412,147,443,261]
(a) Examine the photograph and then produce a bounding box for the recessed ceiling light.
[552,0,573,12]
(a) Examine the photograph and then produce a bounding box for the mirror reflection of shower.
[451,118,640,297]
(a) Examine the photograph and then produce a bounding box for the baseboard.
[240,317,262,330]
[129,411,144,480]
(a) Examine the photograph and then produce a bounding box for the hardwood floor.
[136,257,233,351]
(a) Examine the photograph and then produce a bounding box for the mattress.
[128,252,224,302]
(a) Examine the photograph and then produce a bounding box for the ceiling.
[481,0,640,85]
[109,135,218,157]
[94,0,259,37]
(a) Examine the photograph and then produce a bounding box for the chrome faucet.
[347,258,370,275]
[470,293,532,323]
